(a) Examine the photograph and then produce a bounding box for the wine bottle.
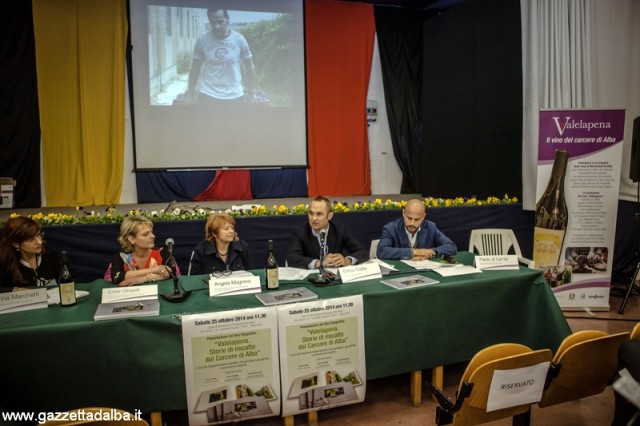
[58,251,77,307]
[533,149,569,267]
[265,240,279,290]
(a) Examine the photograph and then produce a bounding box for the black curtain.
[374,6,430,194]
[1,2,41,207]
[421,0,522,198]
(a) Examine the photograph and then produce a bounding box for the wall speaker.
[630,116,640,182]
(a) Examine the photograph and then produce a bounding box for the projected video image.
[129,0,307,169]
[148,7,292,108]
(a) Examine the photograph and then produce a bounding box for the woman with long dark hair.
[0,216,62,290]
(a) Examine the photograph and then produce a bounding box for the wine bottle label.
[533,227,566,266]
[59,282,76,306]
[266,269,279,289]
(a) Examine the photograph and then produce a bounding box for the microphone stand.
[308,239,336,286]
[162,253,191,302]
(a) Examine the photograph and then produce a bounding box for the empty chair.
[538,330,631,408]
[40,407,150,426]
[468,228,535,268]
[425,343,552,425]
[631,321,640,340]
[369,239,380,260]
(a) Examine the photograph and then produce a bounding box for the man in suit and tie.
[376,198,457,260]
[286,196,368,269]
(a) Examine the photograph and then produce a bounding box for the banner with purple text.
[535,109,625,310]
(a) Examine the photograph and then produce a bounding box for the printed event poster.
[181,307,280,425]
[278,296,366,416]
[537,109,625,310]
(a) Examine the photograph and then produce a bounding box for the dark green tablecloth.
[0,252,570,414]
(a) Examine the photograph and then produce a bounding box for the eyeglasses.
[211,19,227,25]
[211,269,232,278]
[24,233,45,243]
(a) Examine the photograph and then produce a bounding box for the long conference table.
[0,252,571,417]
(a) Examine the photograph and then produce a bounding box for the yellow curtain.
[32,0,127,206]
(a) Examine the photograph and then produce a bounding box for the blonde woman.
[188,213,251,275]
[107,216,172,286]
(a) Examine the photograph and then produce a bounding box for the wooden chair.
[425,343,552,425]
[39,407,150,426]
[538,330,631,408]
[631,321,640,340]
[468,229,535,269]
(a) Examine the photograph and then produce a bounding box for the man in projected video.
[187,9,258,104]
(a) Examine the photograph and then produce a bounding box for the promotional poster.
[182,307,280,425]
[278,296,366,416]
[536,109,625,310]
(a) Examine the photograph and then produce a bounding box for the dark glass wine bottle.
[533,149,569,266]
[58,251,77,307]
[265,240,279,290]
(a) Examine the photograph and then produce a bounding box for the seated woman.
[188,213,252,275]
[0,216,62,290]
[107,216,172,286]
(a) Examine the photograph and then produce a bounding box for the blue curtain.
[135,171,216,203]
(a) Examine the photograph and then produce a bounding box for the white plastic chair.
[468,229,535,269]
[369,239,380,260]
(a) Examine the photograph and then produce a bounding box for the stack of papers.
[401,259,482,277]
[94,299,160,321]
[94,284,159,321]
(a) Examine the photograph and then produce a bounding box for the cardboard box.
[0,178,15,209]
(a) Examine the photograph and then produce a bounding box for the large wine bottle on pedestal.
[533,149,569,266]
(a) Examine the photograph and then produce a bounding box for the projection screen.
[128,0,307,170]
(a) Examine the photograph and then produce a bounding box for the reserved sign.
[339,262,382,283]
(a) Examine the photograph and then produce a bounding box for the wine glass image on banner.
[538,265,573,288]
[564,247,608,274]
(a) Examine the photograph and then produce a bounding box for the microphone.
[161,238,191,303]
[165,238,174,254]
[319,231,326,246]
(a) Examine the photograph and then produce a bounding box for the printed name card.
[339,262,382,283]
[0,287,48,314]
[209,275,261,297]
[101,284,158,303]
[474,255,519,270]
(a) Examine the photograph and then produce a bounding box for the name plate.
[101,284,158,303]
[0,288,48,314]
[209,275,261,297]
[339,262,382,283]
[475,255,519,270]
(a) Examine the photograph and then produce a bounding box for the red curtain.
[306,0,375,196]
[194,170,252,201]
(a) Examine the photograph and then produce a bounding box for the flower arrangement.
[1,195,518,227]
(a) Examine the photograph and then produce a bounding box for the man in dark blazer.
[286,196,368,269]
[376,198,457,260]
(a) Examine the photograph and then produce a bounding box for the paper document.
[47,288,89,305]
[366,259,398,275]
[432,265,482,277]
[278,267,315,281]
[401,259,459,270]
